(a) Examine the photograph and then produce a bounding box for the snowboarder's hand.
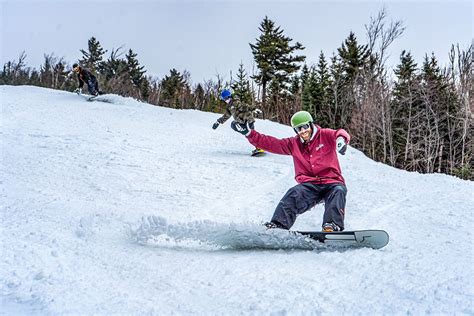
[231,121,251,136]
[253,108,263,116]
[212,121,220,130]
[74,88,82,95]
[336,137,347,155]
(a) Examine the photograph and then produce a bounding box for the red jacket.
[247,126,350,185]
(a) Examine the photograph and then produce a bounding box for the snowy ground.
[1,86,473,314]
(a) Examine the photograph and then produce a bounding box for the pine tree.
[125,49,148,99]
[314,52,332,127]
[193,83,205,110]
[302,66,317,115]
[29,69,41,86]
[333,32,370,129]
[327,54,346,128]
[40,54,54,87]
[126,49,146,87]
[231,62,253,105]
[299,64,310,90]
[337,32,370,82]
[102,47,128,81]
[160,68,187,108]
[250,16,305,118]
[391,50,421,169]
[80,37,106,72]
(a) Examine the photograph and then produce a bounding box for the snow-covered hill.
[1,86,473,314]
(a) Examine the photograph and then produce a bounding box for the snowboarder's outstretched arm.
[216,108,232,124]
[245,129,292,155]
[212,107,232,129]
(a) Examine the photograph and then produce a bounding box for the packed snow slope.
[1,86,473,314]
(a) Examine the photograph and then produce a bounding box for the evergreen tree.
[102,47,128,80]
[250,16,305,118]
[80,37,106,72]
[301,53,332,128]
[40,54,54,87]
[100,47,129,95]
[337,32,370,82]
[160,68,187,108]
[302,66,317,115]
[299,64,310,91]
[231,62,253,104]
[29,69,41,86]
[125,49,148,99]
[333,32,370,128]
[193,83,205,110]
[391,50,421,169]
[327,54,346,128]
[314,52,332,127]
[126,49,146,87]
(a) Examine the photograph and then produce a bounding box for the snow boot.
[322,222,341,232]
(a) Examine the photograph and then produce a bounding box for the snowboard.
[75,92,97,102]
[294,230,389,249]
[76,92,113,103]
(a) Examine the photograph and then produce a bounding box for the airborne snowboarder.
[231,110,350,232]
[212,89,264,156]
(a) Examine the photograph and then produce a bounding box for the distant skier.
[212,89,264,156]
[72,63,101,96]
[231,111,350,232]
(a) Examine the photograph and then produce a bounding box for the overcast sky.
[1,0,472,84]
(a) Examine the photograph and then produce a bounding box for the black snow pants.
[271,182,347,230]
[87,77,99,96]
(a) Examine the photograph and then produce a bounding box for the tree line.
[1,10,472,180]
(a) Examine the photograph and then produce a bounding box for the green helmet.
[291,111,313,128]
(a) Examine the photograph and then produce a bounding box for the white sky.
[1,0,472,84]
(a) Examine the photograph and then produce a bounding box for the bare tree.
[355,8,405,164]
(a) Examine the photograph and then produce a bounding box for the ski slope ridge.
[1,86,473,314]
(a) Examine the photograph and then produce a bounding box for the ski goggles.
[294,123,311,132]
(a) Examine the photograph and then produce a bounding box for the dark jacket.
[76,68,96,88]
[216,98,256,125]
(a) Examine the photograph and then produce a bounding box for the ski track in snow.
[1,86,473,314]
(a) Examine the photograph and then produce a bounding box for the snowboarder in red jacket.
[231,111,350,232]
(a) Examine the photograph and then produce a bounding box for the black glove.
[212,122,220,130]
[336,137,347,155]
[248,122,255,130]
[231,121,251,136]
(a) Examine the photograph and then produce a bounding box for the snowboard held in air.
[294,229,389,249]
